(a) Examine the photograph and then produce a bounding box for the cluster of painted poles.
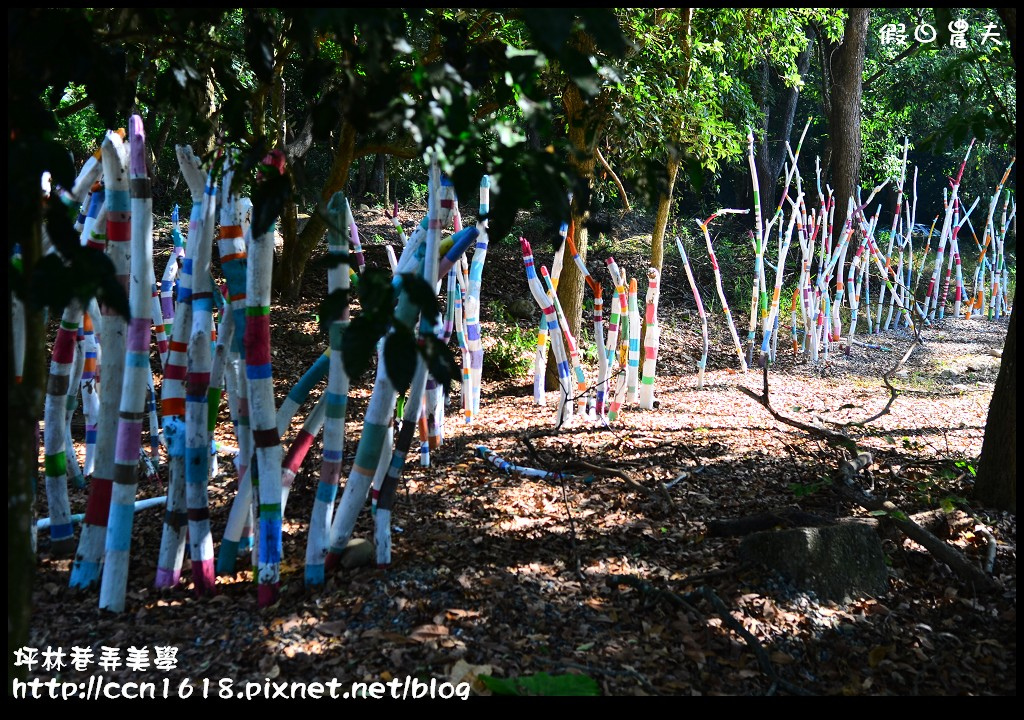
[37,130,490,607]
[521,228,662,427]
[672,132,1015,387]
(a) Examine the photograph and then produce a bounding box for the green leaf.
[341,315,383,382]
[478,675,522,696]
[317,289,350,329]
[244,12,276,84]
[384,328,418,394]
[420,333,460,394]
[251,171,291,238]
[399,273,441,320]
[322,252,353,269]
[358,267,397,316]
[479,672,600,697]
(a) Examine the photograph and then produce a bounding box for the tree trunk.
[974,301,1016,512]
[548,78,600,389]
[755,40,811,217]
[368,153,387,200]
[273,122,357,298]
[822,8,870,243]
[9,220,44,687]
[650,154,680,274]
[974,7,1015,513]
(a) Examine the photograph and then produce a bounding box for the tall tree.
[973,7,1016,513]
[820,7,870,239]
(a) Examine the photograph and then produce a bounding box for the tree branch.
[605,575,814,696]
[596,146,631,213]
[835,453,998,592]
[737,361,856,450]
[354,143,419,161]
[863,40,924,90]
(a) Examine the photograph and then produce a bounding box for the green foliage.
[483,301,534,379]
[789,476,832,498]
[478,672,600,697]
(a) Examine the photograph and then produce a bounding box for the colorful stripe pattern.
[100,116,154,612]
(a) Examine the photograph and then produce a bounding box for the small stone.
[507,298,536,320]
[740,524,889,603]
[988,347,1003,358]
[340,538,375,569]
[358,203,372,212]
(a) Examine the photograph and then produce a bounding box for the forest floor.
[29,204,1015,697]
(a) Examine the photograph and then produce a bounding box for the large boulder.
[739,522,889,602]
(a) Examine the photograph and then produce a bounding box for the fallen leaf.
[317,620,347,637]
[409,624,449,643]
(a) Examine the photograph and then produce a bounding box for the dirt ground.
[27,204,1015,697]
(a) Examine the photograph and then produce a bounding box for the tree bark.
[649,154,680,274]
[974,8,1017,514]
[650,8,692,275]
[755,40,811,217]
[548,78,600,389]
[822,8,870,243]
[971,208,1015,514]
[9,219,44,688]
[273,121,357,298]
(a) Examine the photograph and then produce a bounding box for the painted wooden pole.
[591,284,609,419]
[79,181,105,248]
[281,390,328,516]
[530,224,566,410]
[937,199,959,320]
[208,155,261,576]
[875,139,909,330]
[745,130,766,367]
[305,192,352,585]
[790,288,801,355]
[540,265,588,417]
[345,198,367,274]
[275,351,330,433]
[972,159,1015,318]
[951,197,979,318]
[604,257,628,389]
[213,339,255,574]
[674,237,710,387]
[924,193,950,320]
[475,446,579,483]
[697,210,750,372]
[174,165,219,598]
[43,306,82,553]
[638,267,661,409]
[454,257,472,415]
[159,205,185,341]
[78,310,101,477]
[929,142,975,318]
[759,196,800,365]
[522,237,572,425]
[625,278,641,404]
[607,358,629,423]
[153,146,208,589]
[69,131,130,590]
[385,202,410,247]
[246,151,286,607]
[99,116,154,612]
[352,164,451,569]
[465,176,490,419]
[328,164,452,570]
[846,235,869,355]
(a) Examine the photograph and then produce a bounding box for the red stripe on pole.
[83,477,113,525]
